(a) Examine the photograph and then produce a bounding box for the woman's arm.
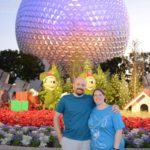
[114,129,123,149]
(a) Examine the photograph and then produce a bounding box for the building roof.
[143,88,150,97]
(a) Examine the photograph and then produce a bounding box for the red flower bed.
[123,116,150,131]
[0,108,64,128]
[0,108,150,131]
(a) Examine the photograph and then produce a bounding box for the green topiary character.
[39,64,62,110]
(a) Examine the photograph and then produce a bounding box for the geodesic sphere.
[16,0,129,69]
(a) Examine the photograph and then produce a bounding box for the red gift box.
[28,94,39,105]
[16,92,31,101]
[16,92,40,109]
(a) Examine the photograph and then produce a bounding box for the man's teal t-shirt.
[56,94,94,141]
[88,105,125,150]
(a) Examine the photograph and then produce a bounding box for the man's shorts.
[61,137,90,150]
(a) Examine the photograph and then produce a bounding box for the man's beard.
[75,88,84,96]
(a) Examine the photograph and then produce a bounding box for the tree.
[0,49,44,83]
[141,52,150,74]
[106,74,130,108]
[63,78,73,93]
[100,57,127,76]
[94,66,108,91]
[82,60,93,73]
[129,61,143,98]
[129,51,150,76]
[128,41,144,98]
[67,49,84,81]
[119,75,130,107]
[107,74,121,105]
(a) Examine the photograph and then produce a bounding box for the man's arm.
[112,105,120,113]
[53,111,63,144]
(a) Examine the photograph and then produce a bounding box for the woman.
[88,89,125,150]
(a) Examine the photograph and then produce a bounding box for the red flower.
[0,108,149,131]
[0,108,64,128]
[122,116,150,131]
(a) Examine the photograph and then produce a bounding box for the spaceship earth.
[16,0,129,70]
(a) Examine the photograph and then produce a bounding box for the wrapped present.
[10,100,28,112]
[16,92,31,101]
[28,95,39,105]
[28,95,40,109]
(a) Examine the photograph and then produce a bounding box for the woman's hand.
[58,134,63,144]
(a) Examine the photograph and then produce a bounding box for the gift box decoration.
[16,92,31,101]
[10,100,28,112]
[28,94,39,105]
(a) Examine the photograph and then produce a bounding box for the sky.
[0,0,150,54]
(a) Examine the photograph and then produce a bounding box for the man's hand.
[112,105,120,113]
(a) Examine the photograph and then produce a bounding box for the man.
[54,77,119,150]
